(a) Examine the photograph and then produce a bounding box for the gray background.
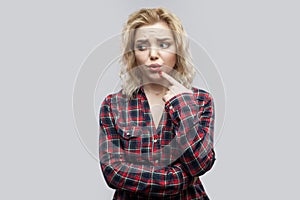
[1,0,299,199]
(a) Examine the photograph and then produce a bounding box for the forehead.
[134,22,174,39]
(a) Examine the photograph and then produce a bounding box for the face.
[133,21,177,84]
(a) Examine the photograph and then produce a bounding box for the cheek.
[134,52,148,65]
[161,52,177,68]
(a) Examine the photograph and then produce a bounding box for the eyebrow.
[157,38,173,41]
[135,39,148,43]
[135,37,173,43]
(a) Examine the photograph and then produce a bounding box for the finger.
[159,71,180,86]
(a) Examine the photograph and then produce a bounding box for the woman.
[99,8,216,200]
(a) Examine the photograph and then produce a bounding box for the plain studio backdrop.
[1,0,299,199]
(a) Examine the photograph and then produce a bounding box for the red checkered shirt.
[99,86,216,200]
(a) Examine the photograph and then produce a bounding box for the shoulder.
[191,87,214,102]
[102,89,124,100]
[100,89,129,107]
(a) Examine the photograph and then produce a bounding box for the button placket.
[152,134,160,165]
[153,135,158,143]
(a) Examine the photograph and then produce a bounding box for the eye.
[159,42,170,49]
[136,43,148,51]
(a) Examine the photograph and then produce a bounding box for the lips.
[148,64,161,68]
[147,64,162,71]
[147,64,161,73]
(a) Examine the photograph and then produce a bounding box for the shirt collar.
[131,86,146,99]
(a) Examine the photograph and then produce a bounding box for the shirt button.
[169,105,173,109]
[155,160,159,164]
[153,139,157,143]
[126,132,131,136]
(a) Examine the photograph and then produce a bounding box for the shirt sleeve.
[164,92,216,177]
[99,96,194,196]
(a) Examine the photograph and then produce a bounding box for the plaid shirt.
[99,86,216,200]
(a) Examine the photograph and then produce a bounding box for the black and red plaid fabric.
[99,86,216,200]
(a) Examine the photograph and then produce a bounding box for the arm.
[164,92,216,177]
[99,96,194,196]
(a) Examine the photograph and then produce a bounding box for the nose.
[149,47,159,61]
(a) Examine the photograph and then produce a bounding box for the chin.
[142,72,162,84]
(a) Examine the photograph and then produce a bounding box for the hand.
[159,71,193,102]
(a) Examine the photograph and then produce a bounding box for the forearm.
[165,93,216,177]
[99,150,193,195]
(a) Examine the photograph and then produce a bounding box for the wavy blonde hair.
[120,8,195,98]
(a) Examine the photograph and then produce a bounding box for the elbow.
[100,162,120,190]
[182,148,216,177]
[197,149,216,176]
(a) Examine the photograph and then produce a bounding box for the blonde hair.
[120,8,195,98]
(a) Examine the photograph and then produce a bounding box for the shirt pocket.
[117,126,143,152]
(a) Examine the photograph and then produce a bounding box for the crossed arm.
[99,92,215,196]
